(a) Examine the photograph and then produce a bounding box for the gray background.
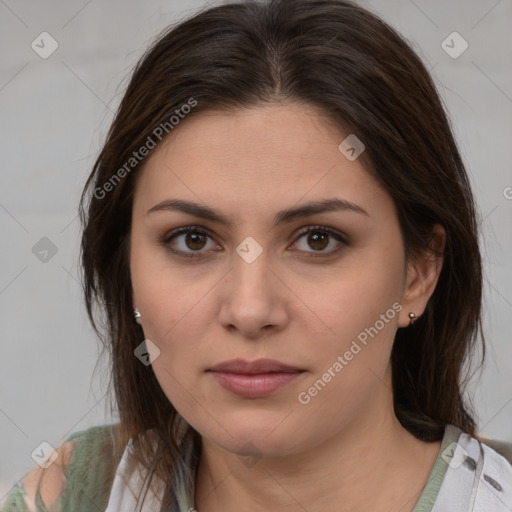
[1,0,511,500]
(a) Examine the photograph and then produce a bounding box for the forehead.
[132,103,388,221]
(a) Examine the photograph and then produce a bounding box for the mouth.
[209,358,304,374]
[207,358,306,398]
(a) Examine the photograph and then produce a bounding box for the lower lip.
[209,371,304,398]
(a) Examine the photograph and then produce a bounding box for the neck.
[194,369,441,512]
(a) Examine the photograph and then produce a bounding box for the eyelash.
[159,225,348,259]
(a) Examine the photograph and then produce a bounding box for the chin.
[196,413,306,457]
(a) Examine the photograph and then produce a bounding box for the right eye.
[160,226,222,258]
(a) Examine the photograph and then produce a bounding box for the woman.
[3,0,511,511]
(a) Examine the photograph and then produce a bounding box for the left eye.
[292,226,347,255]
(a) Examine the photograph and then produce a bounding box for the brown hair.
[79,0,485,506]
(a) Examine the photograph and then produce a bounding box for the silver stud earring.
[133,309,141,319]
[408,312,418,325]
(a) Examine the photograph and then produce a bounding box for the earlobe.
[398,224,446,328]
[408,312,419,325]
[132,288,142,325]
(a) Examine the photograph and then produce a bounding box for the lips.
[208,358,305,398]
[208,358,304,374]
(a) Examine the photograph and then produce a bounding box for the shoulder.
[478,438,512,509]
[1,423,122,512]
[470,432,512,510]
[478,436,512,466]
[62,423,122,510]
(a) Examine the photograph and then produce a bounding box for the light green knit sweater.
[2,424,120,512]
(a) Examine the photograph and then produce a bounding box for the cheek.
[305,245,403,347]
[130,248,184,369]
[130,234,205,336]
[133,274,209,361]
[297,247,404,411]
[130,243,219,390]
[133,278,212,418]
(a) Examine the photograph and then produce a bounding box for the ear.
[398,223,446,328]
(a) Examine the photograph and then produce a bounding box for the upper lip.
[208,358,304,374]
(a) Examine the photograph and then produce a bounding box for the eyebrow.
[146,197,369,228]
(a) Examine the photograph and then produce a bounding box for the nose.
[218,250,289,339]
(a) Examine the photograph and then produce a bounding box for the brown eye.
[162,227,221,258]
[184,232,208,250]
[292,226,347,256]
[306,231,329,251]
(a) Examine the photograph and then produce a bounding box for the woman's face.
[130,103,424,457]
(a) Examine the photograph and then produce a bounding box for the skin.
[22,441,75,510]
[130,103,446,512]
